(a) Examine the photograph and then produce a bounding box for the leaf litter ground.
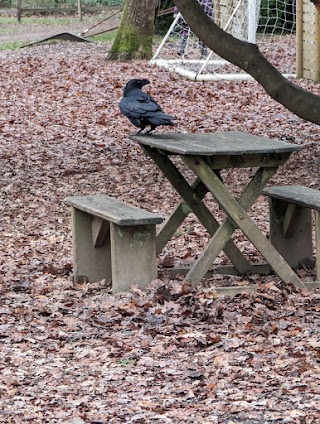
[0,43,320,423]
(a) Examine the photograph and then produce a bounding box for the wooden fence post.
[296,0,320,82]
[17,0,22,22]
[78,0,82,21]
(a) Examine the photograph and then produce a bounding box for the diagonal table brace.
[156,173,225,253]
[156,177,208,254]
[142,145,253,274]
[184,156,305,288]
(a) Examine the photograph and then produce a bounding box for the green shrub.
[0,0,13,6]
[155,0,174,35]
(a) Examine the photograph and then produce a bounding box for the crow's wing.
[119,91,161,118]
[144,111,175,125]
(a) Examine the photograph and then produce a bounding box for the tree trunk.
[173,0,320,125]
[109,0,159,60]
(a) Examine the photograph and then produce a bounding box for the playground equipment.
[151,0,320,82]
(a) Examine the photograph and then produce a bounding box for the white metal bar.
[151,12,182,61]
[248,0,259,43]
[197,0,244,77]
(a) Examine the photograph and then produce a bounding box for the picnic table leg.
[156,178,208,254]
[184,156,305,289]
[142,145,253,274]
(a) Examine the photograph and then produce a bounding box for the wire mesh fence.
[151,0,298,80]
[0,0,124,21]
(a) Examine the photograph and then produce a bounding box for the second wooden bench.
[262,185,320,281]
[64,195,163,293]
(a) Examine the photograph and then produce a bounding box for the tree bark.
[109,0,159,60]
[173,0,320,125]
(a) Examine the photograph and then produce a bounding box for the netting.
[151,0,296,81]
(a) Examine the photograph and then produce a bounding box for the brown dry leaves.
[0,42,320,422]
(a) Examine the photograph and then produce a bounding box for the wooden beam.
[167,263,272,278]
[315,210,320,281]
[142,145,253,274]
[214,281,320,295]
[316,4,320,81]
[183,157,306,289]
[78,0,83,21]
[296,0,304,78]
[207,153,289,169]
[110,223,158,294]
[92,216,109,248]
[183,158,277,283]
[17,0,22,22]
[71,208,112,284]
[156,201,196,255]
[282,203,296,237]
[156,178,208,254]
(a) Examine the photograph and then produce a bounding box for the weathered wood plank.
[282,203,296,237]
[64,195,163,226]
[142,145,253,274]
[110,223,157,294]
[71,208,112,284]
[156,202,190,255]
[263,185,320,211]
[214,285,258,295]
[184,157,306,289]
[207,152,290,169]
[215,281,320,295]
[131,131,302,156]
[181,160,277,282]
[167,263,272,278]
[316,210,320,281]
[156,178,208,254]
[92,217,110,248]
[268,199,313,269]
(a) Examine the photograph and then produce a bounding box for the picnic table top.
[130,131,302,156]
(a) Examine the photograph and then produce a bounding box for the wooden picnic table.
[130,131,307,291]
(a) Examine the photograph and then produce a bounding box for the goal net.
[151,0,296,81]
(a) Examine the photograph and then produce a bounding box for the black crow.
[119,78,174,134]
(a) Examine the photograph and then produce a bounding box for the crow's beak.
[141,79,150,87]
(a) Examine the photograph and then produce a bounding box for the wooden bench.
[64,195,163,293]
[263,185,320,281]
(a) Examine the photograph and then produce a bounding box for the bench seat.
[64,195,163,293]
[263,185,320,281]
[64,195,163,226]
[262,185,320,212]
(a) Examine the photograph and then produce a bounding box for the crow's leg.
[135,124,146,135]
[146,124,157,134]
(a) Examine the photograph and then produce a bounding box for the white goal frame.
[150,0,295,81]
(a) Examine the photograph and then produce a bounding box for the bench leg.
[71,208,112,284]
[110,223,157,293]
[269,198,313,269]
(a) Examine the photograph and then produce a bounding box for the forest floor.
[0,37,320,423]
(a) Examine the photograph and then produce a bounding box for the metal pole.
[150,12,181,62]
